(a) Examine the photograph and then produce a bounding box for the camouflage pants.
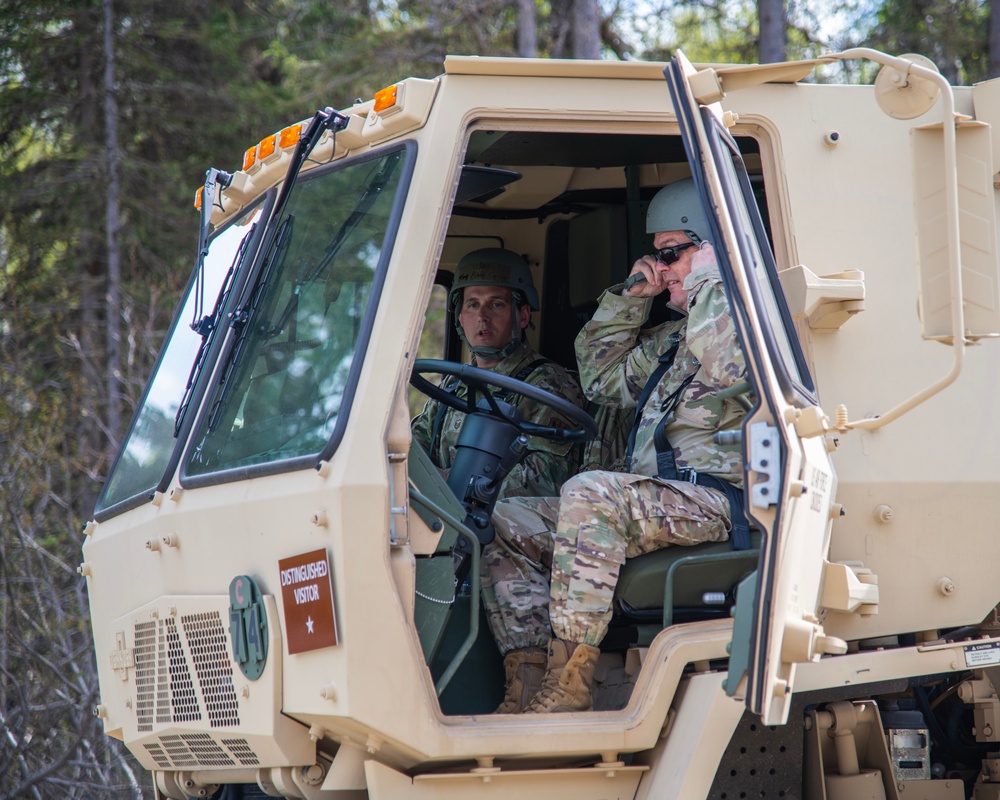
[481,470,731,653]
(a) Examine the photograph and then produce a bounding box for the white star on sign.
[306,616,315,634]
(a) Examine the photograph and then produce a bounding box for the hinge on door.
[749,422,780,509]
[388,451,409,546]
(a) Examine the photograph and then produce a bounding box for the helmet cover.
[645,177,709,241]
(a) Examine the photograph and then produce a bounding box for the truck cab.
[84,50,1000,799]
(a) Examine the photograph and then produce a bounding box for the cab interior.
[408,124,770,715]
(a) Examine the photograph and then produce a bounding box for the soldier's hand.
[623,254,665,298]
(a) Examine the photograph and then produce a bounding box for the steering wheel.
[410,359,598,442]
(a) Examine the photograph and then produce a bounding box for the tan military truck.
[82,47,1000,799]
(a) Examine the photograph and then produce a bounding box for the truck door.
[666,52,846,725]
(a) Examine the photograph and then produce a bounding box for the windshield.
[96,200,269,515]
[184,146,410,481]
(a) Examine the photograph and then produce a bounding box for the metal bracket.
[749,422,780,509]
[388,452,409,546]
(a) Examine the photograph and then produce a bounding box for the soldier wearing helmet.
[411,248,586,500]
[480,179,750,715]
[447,248,539,365]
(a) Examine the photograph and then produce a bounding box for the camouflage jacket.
[411,344,586,499]
[575,244,748,487]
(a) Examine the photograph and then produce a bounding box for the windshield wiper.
[205,212,295,433]
[197,108,349,435]
[169,167,237,436]
[196,107,350,436]
[191,168,234,332]
[173,223,254,435]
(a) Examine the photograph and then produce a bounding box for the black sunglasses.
[655,242,697,265]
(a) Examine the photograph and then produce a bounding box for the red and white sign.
[278,549,338,654]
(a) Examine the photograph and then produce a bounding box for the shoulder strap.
[651,383,751,552]
[512,357,549,383]
[624,342,680,470]
[622,341,751,551]
[428,375,461,457]
[496,358,550,404]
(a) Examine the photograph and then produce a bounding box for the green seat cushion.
[614,532,761,611]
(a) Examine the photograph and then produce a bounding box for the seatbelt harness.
[653,421,751,551]
[624,337,681,469]
[625,335,751,551]
[429,375,461,457]
[515,358,549,381]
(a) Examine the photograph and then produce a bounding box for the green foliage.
[269,0,649,107]
[860,0,989,85]
[653,1,762,64]
[272,0,528,108]
[634,0,849,66]
[0,2,302,795]
[1,0,997,793]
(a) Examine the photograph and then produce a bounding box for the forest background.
[1,0,997,796]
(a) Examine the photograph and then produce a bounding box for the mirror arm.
[836,57,965,433]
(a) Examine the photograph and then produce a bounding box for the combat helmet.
[646,177,709,243]
[449,248,538,360]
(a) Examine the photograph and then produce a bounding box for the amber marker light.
[193,186,204,210]
[258,134,277,161]
[373,85,398,113]
[242,145,257,172]
[279,123,302,149]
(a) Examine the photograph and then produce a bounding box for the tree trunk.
[758,0,786,64]
[103,0,122,445]
[518,0,538,57]
[572,0,601,59]
[77,12,106,476]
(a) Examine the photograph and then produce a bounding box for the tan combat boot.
[525,639,600,713]
[494,647,548,714]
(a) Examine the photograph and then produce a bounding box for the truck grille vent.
[143,735,258,769]
[159,733,200,767]
[133,611,239,733]
[143,741,172,768]
[164,618,200,723]
[182,612,240,728]
[179,733,235,767]
[134,620,158,733]
[221,738,260,766]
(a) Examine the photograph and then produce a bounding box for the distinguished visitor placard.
[278,549,339,654]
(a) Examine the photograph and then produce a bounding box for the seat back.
[408,442,465,663]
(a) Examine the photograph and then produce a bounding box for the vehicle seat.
[608,531,761,648]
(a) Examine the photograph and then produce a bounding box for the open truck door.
[666,51,849,725]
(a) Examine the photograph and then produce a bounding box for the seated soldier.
[411,247,587,499]
[480,179,750,714]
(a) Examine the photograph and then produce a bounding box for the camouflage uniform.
[482,244,748,652]
[411,342,586,500]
